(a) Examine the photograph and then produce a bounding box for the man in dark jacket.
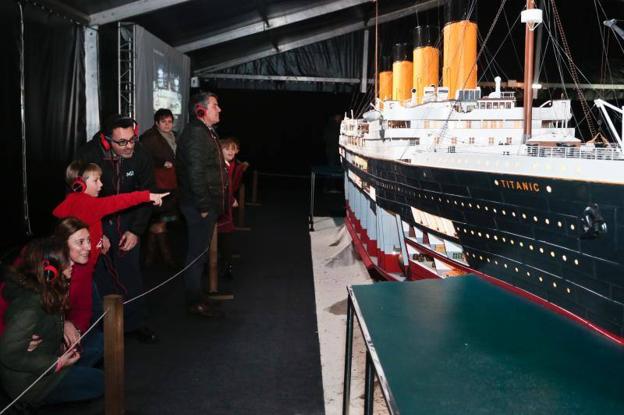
[176,92,227,317]
[76,114,159,343]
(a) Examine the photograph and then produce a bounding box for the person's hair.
[12,237,71,314]
[65,160,102,187]
[188,91,218,117]
[154,108,174,123]
[54,217,89,244]
[220,137,240,150]
[102,114,136,137]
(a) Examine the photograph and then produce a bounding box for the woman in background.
[141,108,179,268]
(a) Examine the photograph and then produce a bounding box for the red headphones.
[99,117,139,152]
[72,176,87,193]
[194,103,206,118]
[42,259,60,282]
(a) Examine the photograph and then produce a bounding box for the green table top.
[350,276,624,414]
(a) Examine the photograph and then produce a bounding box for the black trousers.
[94,217,147,332]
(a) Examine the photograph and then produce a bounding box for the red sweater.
[51,190,150,331]
[217,160,248,233]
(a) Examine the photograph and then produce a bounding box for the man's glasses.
[111,137,137,147]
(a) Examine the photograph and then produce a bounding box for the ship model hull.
[341,147,624,341]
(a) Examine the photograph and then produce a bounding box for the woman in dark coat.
[0,237,103,406]
[140,108,178,267]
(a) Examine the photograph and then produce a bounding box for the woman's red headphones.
[100,116,139,151]
[42,259,60,282]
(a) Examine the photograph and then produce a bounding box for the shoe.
[187,302,223,318]
[206,289,234,301]
[222,263,234,280]
[126,326,159,344]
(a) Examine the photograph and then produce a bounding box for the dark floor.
[25,175,342,415]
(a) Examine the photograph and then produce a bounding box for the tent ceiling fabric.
[41,0,428,75]
[39,0,624,91]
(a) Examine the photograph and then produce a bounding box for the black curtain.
[0,2,24,252]
[22,1,86,238]
[0,1,85,252]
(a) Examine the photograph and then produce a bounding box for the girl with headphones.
[0,237,103,405]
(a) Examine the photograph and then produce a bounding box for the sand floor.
[310,217,390,415]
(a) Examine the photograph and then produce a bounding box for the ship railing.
[522,145,624,160]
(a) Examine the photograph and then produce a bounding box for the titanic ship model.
[340,0,624,342]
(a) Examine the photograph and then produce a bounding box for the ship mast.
[522,0,537,142]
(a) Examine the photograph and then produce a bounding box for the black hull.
[342,148,624,338]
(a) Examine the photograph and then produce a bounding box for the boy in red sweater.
[52,161,168,331]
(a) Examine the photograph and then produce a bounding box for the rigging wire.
[550,0,598,137]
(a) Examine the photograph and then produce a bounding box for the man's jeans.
[180,204,218,305]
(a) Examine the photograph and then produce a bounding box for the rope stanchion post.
[208,226,218,293]
[248,170,261,206]
[104,295,124,415]
[237,183,246,228]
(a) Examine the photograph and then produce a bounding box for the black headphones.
[42,258,60,282]
[99,116,139,151]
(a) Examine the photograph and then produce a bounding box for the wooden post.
[248,170,261,206]
[104,295,124,415]
[208,226,218,293]
[237,183,246,228]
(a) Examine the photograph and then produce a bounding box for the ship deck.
[345,276,624,414]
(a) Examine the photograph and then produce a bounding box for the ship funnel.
[392,43,413,101]
[412,25,439,104]
[378,55,393,101]
[442,0,477,100]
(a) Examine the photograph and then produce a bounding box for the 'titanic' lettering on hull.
[498,179,540,192]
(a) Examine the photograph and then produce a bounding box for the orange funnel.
[412,25,439,104]
[442,18,477,99]
[392,43,413,101]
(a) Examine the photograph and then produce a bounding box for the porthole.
[533,216,538,222]
[562,255,567,262]
[493,208,497,213]
[486,234,490,239]
[574,259,579,266]
[494,235,498,241]
[519,242,524,247]
[494,180,499,186]
[546,185,552,193]
[502,237,507,242]
[570,224,576,231]
[522,213,527,219]
[553,282,557,288]
[539,276,543,282]
[529,245,534,250]
[504,264,508,269]
[510,240,515,245]
[557,221,562,228]
[526,272,531,277]
[485,206,489,211]
[512,212,516,217]
[545,218,550,225]
[514,267,519,272]
[566,288,571,294]
[502,210,507,215]
[539,247,544,254]
[550,251,555,257]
